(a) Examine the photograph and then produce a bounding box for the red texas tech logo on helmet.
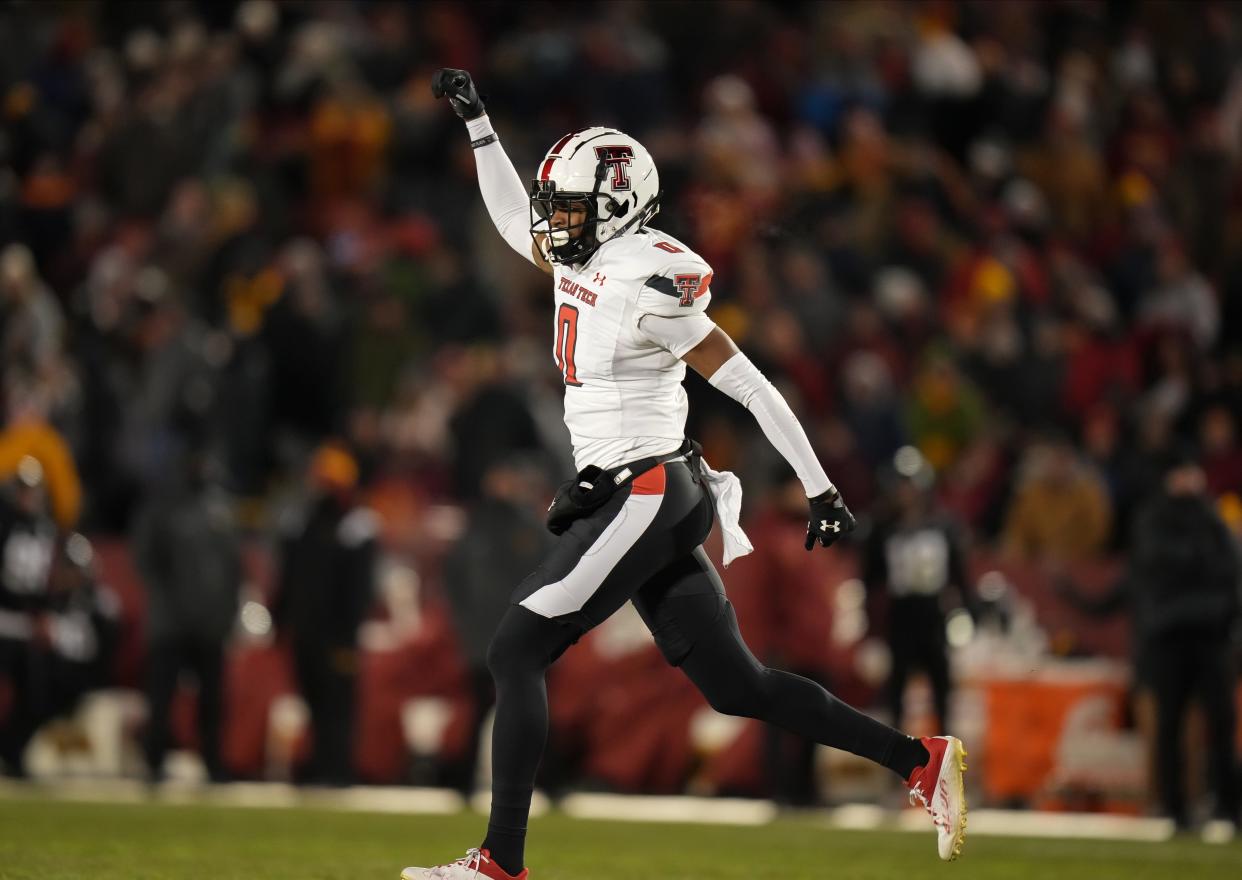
[595,145,634,191]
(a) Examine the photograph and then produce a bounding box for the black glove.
[805,487,856,551]
[431,68,486,120]
[546,467,614,535]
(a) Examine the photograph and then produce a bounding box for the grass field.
[1,795,1239,880]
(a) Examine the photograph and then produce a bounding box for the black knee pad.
[486,605,580,680]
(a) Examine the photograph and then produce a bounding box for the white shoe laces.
[428,848,485,878]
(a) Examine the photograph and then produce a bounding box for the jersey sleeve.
[466,116,540,267]
[633,252,717,357]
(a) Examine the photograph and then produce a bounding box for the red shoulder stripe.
[695,271,713,299]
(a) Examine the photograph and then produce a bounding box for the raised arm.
[432,68,552,275]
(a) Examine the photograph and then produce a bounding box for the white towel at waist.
[699,456,753,567]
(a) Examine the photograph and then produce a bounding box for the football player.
[404,69,968,880]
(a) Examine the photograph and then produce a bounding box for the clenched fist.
[431,68,486,120]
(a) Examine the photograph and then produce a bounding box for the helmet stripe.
[548,132,576,154]
[540,129,626,180]
[567,131,620,159]
[540,132,579,180]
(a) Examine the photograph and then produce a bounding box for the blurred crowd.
[0,0,1240,808]
[0,0,1237,541]
[0,0,1239,546]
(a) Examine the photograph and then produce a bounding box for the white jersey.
[549,227,716,470]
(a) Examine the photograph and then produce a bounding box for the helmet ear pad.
[604,195,629,220]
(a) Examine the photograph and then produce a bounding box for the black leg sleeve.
[481,606,578,876]
[677,595,927,780]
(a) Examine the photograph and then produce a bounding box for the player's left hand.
[805,487,856,550]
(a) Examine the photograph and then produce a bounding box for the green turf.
[0,795,1238,880]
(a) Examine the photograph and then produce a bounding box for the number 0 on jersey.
[555,303,583,386]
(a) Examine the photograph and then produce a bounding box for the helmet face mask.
[530,129,660,266]
[530,182,603,265]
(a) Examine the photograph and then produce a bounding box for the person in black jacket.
[0,459,63,775]
[1132,455,1239,829]
[862,447,976,731]
[1061,451,1240,830]
[133,450,241,783]
[273,442,377,787]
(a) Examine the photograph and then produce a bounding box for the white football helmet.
[529,127,660,265]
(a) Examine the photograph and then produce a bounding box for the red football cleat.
[907,735,969,860]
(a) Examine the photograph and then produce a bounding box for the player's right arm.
[432,68,552,276]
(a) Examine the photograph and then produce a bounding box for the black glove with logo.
[546,466,616,535]
[431,68,486,120]
[804,487,856,550]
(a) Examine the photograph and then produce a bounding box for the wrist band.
[465,114,496,145]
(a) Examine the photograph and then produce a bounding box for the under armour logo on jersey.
[820,519,840,533]
[593,272,606,285]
